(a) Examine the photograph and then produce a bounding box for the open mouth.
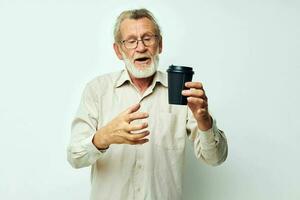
[134,57,151,64]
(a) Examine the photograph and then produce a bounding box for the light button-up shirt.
[67,69,228,200]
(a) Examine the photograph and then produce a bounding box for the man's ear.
[158,38,163,54]
[113,43,123,60]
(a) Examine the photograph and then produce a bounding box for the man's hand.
[92,103,149,149]
[182,82,212,131]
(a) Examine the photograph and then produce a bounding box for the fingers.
[185,82,203,89]
[127,130,150,141]
[187,97,208,108]
[182,82,207,100]
[118,130,150,145]
[182,89,207,99]
[124,103,141,114]
[110,103,151,146]
[123,138,149,145]
[122,104,149,123]
[127,121,148,132]
[127,112,149,122]
[134,138,149,144]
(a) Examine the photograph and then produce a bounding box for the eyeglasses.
[120,35,158,49]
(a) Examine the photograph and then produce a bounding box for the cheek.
[121,47,134,59]
[149,46,160,56]
[127,51,135,59]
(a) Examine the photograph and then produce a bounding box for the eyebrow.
[123,32,156,40]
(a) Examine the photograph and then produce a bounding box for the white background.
[0,0,299,199]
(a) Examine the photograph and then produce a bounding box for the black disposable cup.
[167,65,194,105]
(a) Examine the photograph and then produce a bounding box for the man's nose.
[135,40,147,52]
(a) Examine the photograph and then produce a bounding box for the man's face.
[114,17,162,78]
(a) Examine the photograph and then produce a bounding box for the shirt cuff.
[84,134,106,163]
[198,118,219,145]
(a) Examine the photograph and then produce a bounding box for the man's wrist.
[92,130,110,150]
[197,115,213,131]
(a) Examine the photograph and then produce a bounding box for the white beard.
[120,50,159,78]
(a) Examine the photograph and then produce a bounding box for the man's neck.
[128,72,155,94]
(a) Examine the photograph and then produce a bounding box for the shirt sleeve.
[67,83,105,169]
[186,109,228,166]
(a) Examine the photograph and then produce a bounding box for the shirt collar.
[152,70,168,88]
[115,69,168,88]
[115,69,131,88]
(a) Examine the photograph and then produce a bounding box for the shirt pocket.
[152,112,185,150]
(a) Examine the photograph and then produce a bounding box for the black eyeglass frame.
[120,35,159,49]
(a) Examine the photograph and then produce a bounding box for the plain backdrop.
[0,0,299,199]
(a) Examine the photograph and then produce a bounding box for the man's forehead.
[120,18,156,38]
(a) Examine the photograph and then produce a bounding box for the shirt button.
[137,187,140,192]
[138,164,142,169]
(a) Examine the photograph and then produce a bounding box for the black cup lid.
[167,65,194,74]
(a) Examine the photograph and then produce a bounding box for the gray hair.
[113,8,162,43]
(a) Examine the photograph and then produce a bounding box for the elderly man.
[67,8,228,200]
